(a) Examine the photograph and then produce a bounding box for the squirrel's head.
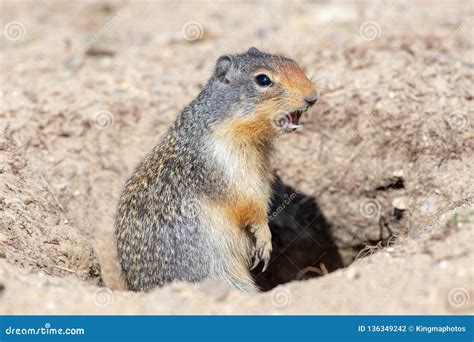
[211,47,319,140]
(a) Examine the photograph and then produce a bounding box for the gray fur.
[115,48,301,292]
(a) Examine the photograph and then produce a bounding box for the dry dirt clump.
[0,0,473,314]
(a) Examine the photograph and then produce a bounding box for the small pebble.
[393,170,404,178]
[392,197,407,210]
[346,268,359,280]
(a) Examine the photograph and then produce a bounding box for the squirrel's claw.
[250,250,260,270]
[262,257,270,272]
[250,237,272,272]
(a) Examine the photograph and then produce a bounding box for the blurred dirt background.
[0,0,472,314]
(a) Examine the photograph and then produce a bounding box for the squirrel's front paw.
[249,225,272,272]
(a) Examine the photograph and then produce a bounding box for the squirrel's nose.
[304,91,320,107]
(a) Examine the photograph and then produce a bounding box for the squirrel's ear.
[247,47,262,55]
[214,55,233,83]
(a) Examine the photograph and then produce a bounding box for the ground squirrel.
[115,47,319,293]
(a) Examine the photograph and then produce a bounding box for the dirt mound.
[0,0,472,314]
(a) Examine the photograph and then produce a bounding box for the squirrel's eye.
[255,74,272,87]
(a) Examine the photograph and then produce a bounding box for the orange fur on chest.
[218,198,268,229]
[211,112,275,230]
[214,113,274,186]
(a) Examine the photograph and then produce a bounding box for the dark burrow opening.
[251,176,343,291]
[252,176,395,292]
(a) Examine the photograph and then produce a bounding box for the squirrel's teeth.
[287,123,301,130]
[279,111,302,132]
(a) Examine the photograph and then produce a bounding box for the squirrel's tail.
[223,273,259,293]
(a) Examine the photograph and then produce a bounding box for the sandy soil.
[0,0,472,314]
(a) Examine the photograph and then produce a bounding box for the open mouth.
[289,110,303,128]
[273,109,306,132]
